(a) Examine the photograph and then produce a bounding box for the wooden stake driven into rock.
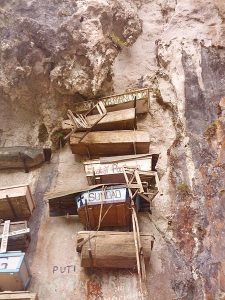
[123,167,161,298]
[64,101,107,141]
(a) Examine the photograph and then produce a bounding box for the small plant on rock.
[204,121,217,141]
[109,32,128,47]
[177,182,190,195]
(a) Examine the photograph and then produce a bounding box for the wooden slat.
[0,292,38,300]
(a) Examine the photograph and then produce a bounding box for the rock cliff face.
[1,0,225,299]
[0,0,141,146]
[113,1,225,299]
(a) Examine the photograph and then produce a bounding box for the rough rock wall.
[0,0,141,146]
[0,0,225,299]
[113,0,225,299]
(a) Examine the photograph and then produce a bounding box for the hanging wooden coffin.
[84,154,153,185]
[0,185,35,221]
[76,185,131,229]
[76,231,154,269]
[0,251,31,291]
[70,130,150,157]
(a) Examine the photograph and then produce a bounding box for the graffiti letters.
[53,265,76,274]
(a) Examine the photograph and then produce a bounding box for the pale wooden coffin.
[0,251,31,291]
[77,231,154,269]
[0,185,35,221]
[70,130,150,157]
[84,154,153,185]
[0,292,38,300]
[76,185,131,229]
[72,88,149,114]
[62,108,136,133]
[0,221,30,252]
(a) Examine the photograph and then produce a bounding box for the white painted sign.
[0,256,21,271]
[77,187,127,208]
[84,157,152,177]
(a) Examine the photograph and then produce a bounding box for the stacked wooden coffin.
[64,88,151,157]
[48,88,159,279]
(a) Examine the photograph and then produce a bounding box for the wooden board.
[62,108,136,133]
[0,292,38,300]
[70,130,150,156]
[77,231,154,269]
[0,147,44,170]
[72,88,149,114]
[0,221,30,252]
[0,185,35,221]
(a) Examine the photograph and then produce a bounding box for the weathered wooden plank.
[62,108,136,133]
[70,130,150,156]
[0,292,38,300]
[77,231,154,269]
